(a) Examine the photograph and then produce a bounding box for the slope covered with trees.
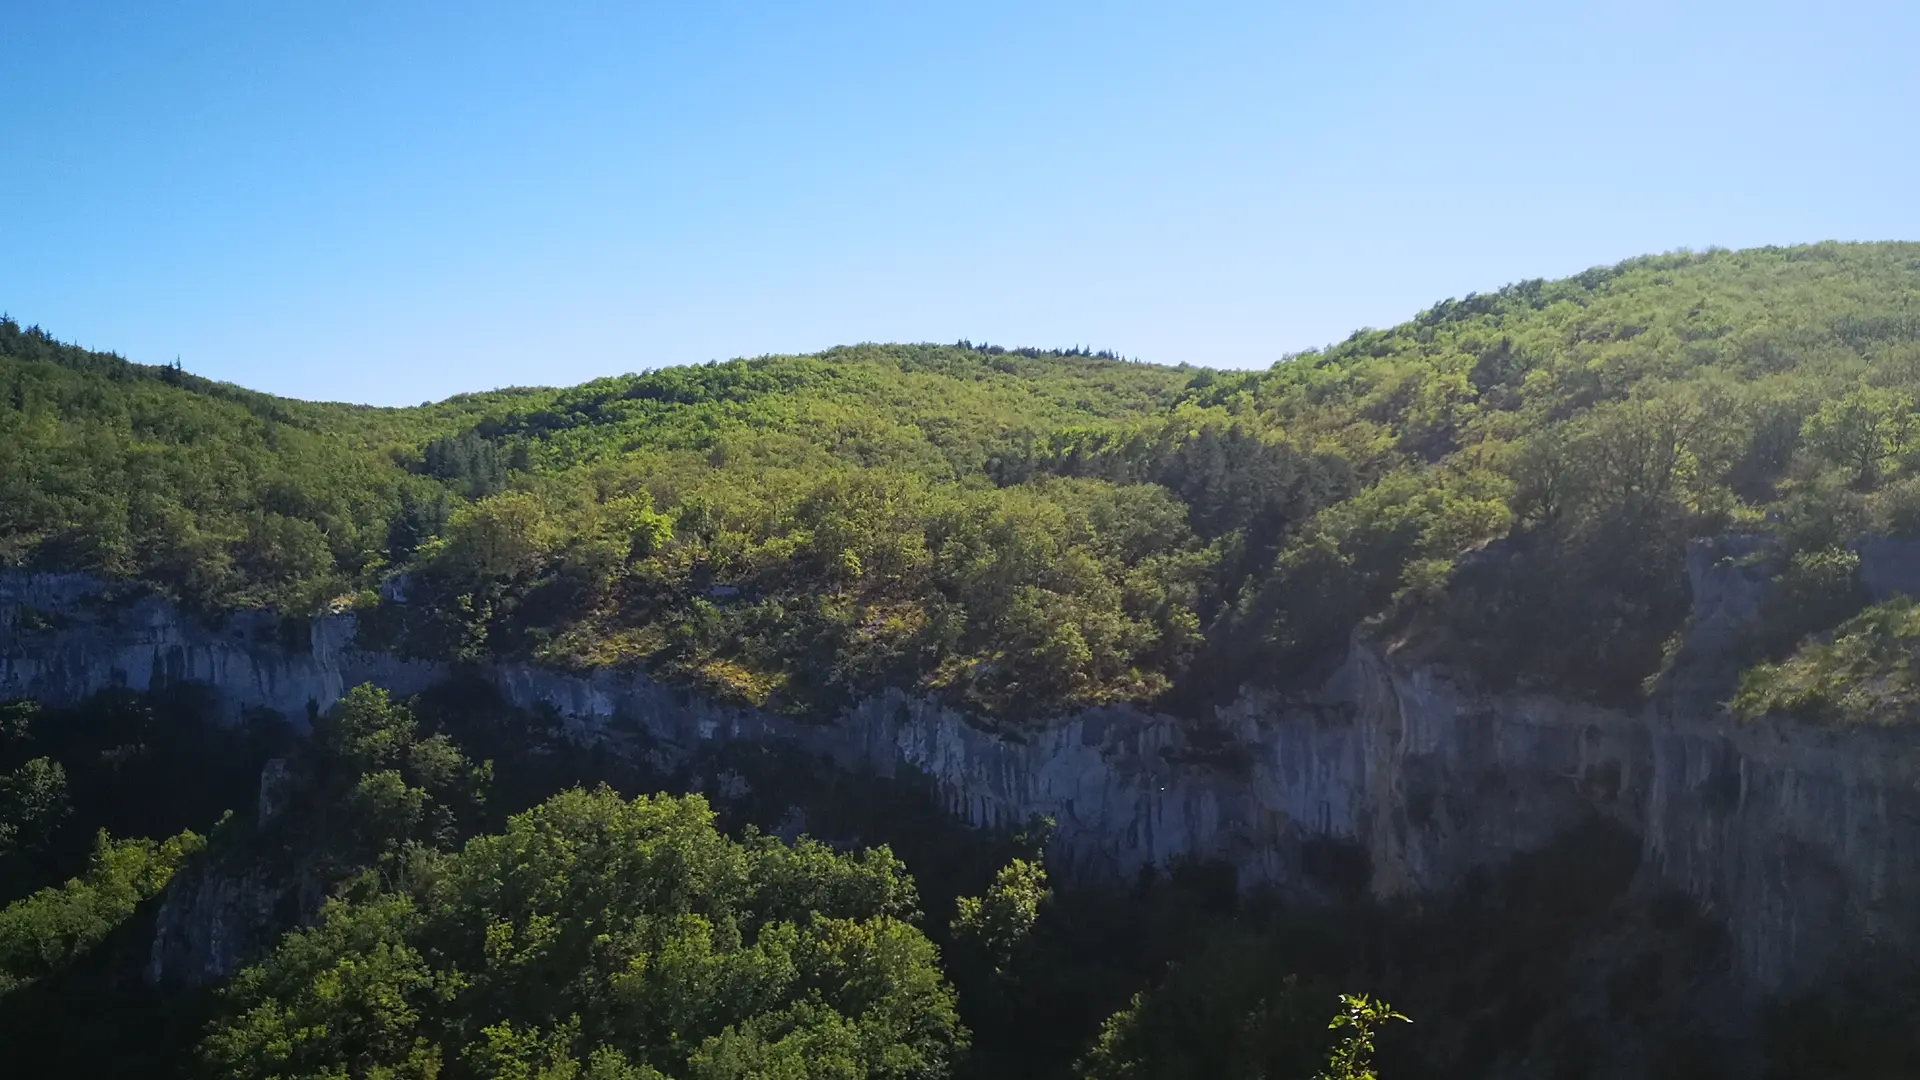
[8,242,1920,1078]
[8,241,1920,721]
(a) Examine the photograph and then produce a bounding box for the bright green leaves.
[234,512,342,611]
[0,316,403,611]
[300,686,489,877]
[392,463,1214,721]
[205,789,965,1080]
[1802,386,1917,489]
[950,858,1048,977]
[1245,466,1513,662]
[0,828,205,995]
[15,245,1920,722]
[606,493,675,561]
[433,493,561,585]
[203,893,451,1080]
[1734,598,1920,725]
[320,686,425,777]
[1316,994,1409,1080]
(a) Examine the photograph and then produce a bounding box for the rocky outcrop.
[145,859,303,987]
[7,541,1920,993]
[1854,535,1920,603]
[1643,713,1920,993]
[0,573,444,725]
[1654,534,1773,716]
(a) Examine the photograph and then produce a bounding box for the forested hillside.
[8,242,1920,720]
[8,241,1920,1079]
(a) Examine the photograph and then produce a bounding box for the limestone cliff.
[5,542,1919,993]
[0,572,446,721]
[145,859,303,988]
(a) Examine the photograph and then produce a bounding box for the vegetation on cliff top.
[1733,597,1920,725]
[13,243,1920,1077]
[7,241,1920,719]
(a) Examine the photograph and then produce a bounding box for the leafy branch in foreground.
[1318,994,1409,1080]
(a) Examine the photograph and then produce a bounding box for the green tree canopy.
[0,828,205,995]
[1802,386,1915,488]
[203,788,966,1080]
[11,243,1920,718]
[0,757,69,858]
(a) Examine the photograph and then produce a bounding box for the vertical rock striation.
[0,573,445,724]
[5,543,1919,992]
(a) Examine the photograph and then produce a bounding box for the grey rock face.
[145,860,297,987]
[1652,534,1773,716]
[256,758,291,826]
[1643,716,1920,991]
[6,552,1919,993]
[0,573,445,727]
[1851,535,1920,603]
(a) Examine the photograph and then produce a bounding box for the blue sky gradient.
[4,1,1916,404]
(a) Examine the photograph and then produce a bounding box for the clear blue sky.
[4,1,1916,406]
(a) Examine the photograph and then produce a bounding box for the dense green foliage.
[0,755,68,860]
[0,318,440,612]
[204,787,965,1080]
[284,684,494,882]
[0,677,1416,1080]
[363,346,1213,720]
[1733,598,1920,724]
[0,688,286,1075]
[21,243,1920,1075]
[10,242,1920,717]
[949,857,1048,977]
[1218,243,1920,701]
[24,675,1913,1080]
[0,703,67,863]
[0,828,204,994]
